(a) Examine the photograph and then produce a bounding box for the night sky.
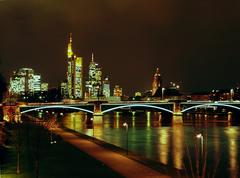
[0,0,240,95]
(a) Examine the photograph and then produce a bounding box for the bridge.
[19,101,175,114]
[3,100,240,124]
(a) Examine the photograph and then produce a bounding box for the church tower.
[152,68,162,96]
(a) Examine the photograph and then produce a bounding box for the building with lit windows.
[162,82,182,100]
[60,82,67,98]
[152,68,162,96]
[41,83,48,92]
[9,68,43,95]
[113,85,122,97]
[103,77,110,98]
[66,33,83,99]
[135,92,142,97]
[85,54,102,98]
[33,75,41,92]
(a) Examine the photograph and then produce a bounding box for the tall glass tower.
[85,53,102,98]
[103,77,110,98]
[66,33,83,99]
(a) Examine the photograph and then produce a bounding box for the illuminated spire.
[91,52,94,62]
[155,68,160,76]
[70,33,73,42]
[67,33,73,58]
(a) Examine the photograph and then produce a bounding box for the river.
[61,111,240,178]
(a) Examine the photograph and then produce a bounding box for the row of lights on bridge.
[37,110,64,116]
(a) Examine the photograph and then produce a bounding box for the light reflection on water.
[158,127,169,165]
[225,128,238,178]
[61,111,240,178]
[172,125,184,169]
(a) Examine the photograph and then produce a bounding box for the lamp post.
[196,133,203,177]
[123,122,128,155]
[230,88,234,101]
[162,88,165,100]
[90,118,94,140]
[16,119,20,174]
[196,133,203,156]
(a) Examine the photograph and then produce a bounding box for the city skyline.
[0,1,240,95]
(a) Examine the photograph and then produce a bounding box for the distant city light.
[196,133,202,138]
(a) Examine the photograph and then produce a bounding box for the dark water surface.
[62,112,240,178]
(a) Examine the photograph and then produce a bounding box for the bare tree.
[43,116,58,144]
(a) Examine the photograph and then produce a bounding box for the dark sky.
[0,0,240,95]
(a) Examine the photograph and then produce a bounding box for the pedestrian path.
[53,128,171,178]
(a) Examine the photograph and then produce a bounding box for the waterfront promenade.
[53,127,171,178]
[1,122,123,178]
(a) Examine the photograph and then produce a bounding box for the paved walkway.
[53,128,171,178]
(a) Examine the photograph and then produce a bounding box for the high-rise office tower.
[60,82,67,97]
[41,83,48,92]
[85,53,102,98]
[103,77,110,98]
[152,68,162,96]
[9,68,43,95]
[66,33,83,99]
[33,75,41,92]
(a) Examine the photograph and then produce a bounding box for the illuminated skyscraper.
[33,75,41,92]
[103,77,110,98]
[41,83,48,92]
[85,53,102,98]
[9,68,43,95]
[61,82,67,98]
[152,68,162,96]
[66,33,83,99]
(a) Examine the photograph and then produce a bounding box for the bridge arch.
[181,103,240,113]
[21,105,94,114]
[101,104,173,114]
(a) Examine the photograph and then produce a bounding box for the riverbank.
[61,125,182,177]
[1,120,124,178]
[53,127,171,178]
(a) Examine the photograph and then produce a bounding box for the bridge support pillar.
[93,115,104,125]
[227,112,232,122]
[172,114,183,124]
[93,101,103,116]
[172,101,183,124]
